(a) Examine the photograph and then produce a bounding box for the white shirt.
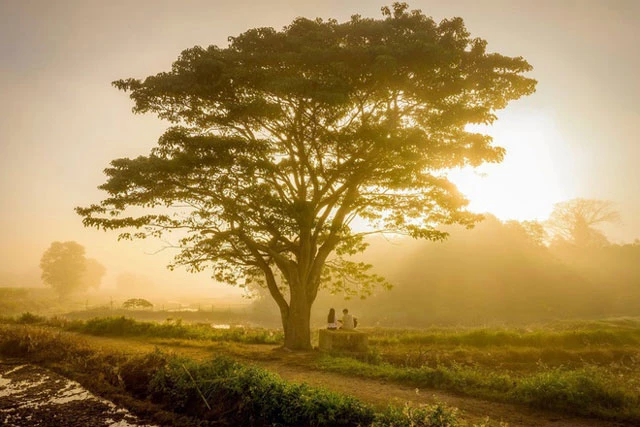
[342,313,355,330]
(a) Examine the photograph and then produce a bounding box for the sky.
[1,0,639,292]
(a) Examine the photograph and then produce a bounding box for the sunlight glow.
[448,109,571,222]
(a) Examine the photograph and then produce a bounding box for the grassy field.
[0,322,487,427]
[339,320,640,422]
[2,314,640,424]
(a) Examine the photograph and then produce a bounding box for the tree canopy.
[547,198,620,248]
[40,241,105,298]
[77,3,536,349]
[122,298,154,310]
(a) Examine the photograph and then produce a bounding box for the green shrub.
[120,350,169,397]
[0,324,92,363]
[148,355,377,426]
[62,316,284,344]
[368,325,640,348]
[317,353,640,422]
[511,367,637,417]
[0,323,483,426]
[16,312,46,324]
[374,403,462,427]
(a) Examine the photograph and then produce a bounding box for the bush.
[0,324,92,363]
[317,353,640,422]
[147,355,377,426]
[62,316,284,344]
[368,326,640,348]
[511,367,637,417]
[16,312,46,324]
[0,323,470,426]
[119,350,169,397]
[374,403,462,427]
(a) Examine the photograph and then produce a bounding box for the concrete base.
[318,329,368,353]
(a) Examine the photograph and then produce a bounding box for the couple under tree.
[327,308,357,330]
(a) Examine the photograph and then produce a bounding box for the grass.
[72,316,284,344]
[366,320,640,348]
[2,313,284,345]
[317,320,640,423]
[4,314,640,423]
[316,355,640,421]
[0,323,488,427]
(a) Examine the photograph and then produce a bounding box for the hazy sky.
[1,0,639,291]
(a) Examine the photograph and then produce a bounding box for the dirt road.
[77,335,628,427]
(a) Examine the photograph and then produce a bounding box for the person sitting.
[327,308,338,330]
[341,308,355,330]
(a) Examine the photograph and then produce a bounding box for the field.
[333,320,640,420]
[2,314,640,426]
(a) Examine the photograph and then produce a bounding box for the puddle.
[0,360,157,426]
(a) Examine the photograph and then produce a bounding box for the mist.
[3,211,638,329]
[296,215,640,328]
[2,2,640,424]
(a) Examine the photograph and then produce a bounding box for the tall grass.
[369,343,640,372]
[0,323,484,427]
[317,321,640,423]
[5,314,640,423]
[317,354,640,422]
[0,314,284,345]
[78,316,284,344]
[367,324,640,348]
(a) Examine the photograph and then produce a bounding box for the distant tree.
[547,198,620,248]
[77,3,536,349]
[81,258,106,289]
[122,298,154,310]
[40,241,87,298]
[40,242,106,298]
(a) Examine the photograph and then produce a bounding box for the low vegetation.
[318,354,639,421]
[68,316,284,344]
[367,319,640,348]
[322,320,640,423]
[2,314,283,344]
[0,287,68,316]
[0,323,485,426]
[3,314,640,423]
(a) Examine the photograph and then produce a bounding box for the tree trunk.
[283,290,312,350]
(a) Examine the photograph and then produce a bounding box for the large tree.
[547,198,620,248]
[77,3,536,349]
[40,242,106,298]
[40,241,87,298]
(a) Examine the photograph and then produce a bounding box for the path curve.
[76,334,629,427]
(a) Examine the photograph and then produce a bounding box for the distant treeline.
[253,215,640,327]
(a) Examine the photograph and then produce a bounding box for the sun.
[447,109,571,222]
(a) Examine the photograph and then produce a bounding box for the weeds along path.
[71,333,623,427]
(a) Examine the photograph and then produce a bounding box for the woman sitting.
[327,308,338,330]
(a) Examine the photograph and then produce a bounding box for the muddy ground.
[0,359,155,427]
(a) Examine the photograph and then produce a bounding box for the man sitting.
[341,308,355,330]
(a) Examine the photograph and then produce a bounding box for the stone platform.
[318,329,368,353]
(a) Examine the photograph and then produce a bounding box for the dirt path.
[67,334,628,427]
[0,359,156,427]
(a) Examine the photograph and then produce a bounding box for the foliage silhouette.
[77,3,536,349]
[547,198,620,248]
[122,298,154,310]
[40,241,105,298]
